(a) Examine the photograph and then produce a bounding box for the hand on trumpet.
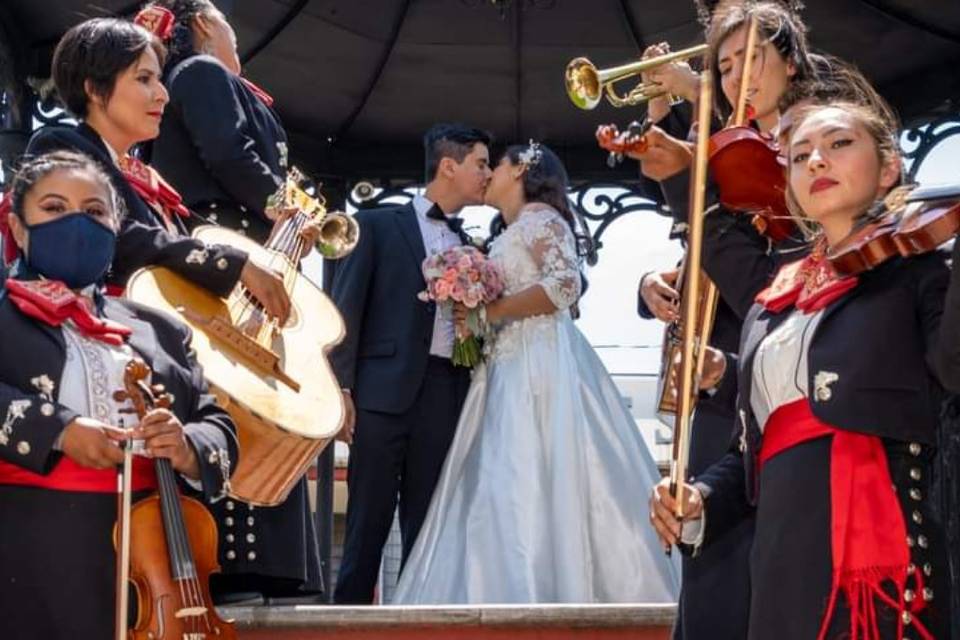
[640,42,701,123]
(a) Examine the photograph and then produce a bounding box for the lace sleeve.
[517,208,582,310]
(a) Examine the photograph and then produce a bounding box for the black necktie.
[426,204,468,244]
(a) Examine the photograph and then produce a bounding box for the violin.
[707,124,796,242]
[595,119,651,167]
[706,14,797,242]
[827,183,960,277]
[113,359,235,639]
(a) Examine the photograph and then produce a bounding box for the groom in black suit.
[330,123,493,604]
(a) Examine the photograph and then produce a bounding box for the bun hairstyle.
[694,0,806,29]
[778,53,900,137]
[143,0,219,72]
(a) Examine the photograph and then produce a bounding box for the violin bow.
[669,66,714,529]
[734,15,759,128]
[114,419,134,640]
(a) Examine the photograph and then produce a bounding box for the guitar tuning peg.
[113,391,129,402]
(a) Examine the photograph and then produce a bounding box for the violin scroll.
[596,119,651,167]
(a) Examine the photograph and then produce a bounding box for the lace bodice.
[485,204,581,360]
[489,204,581,308]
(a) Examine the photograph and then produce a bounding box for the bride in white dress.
[393,141,679,604]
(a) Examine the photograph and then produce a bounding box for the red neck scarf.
[118,156,190,226]
[756,240,858,314]
[240,77,275,108]
[6,279,132,346]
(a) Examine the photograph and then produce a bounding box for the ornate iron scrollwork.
[346,180,657,266]
[570,182,659,266]
[902,114,960,182]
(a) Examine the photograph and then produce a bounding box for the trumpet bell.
[564,44,708,110]
[565,57,603,110]
[316,213,360,259]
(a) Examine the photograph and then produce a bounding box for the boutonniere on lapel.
[756,238,858,314]
[417,246,504,367]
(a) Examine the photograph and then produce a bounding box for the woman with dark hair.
[651,100,955,640]
[145,0,290,245]
[392,142,680,604]
[27,15,321,603]
[628,4,815,637]
[24,17,290,317]
[0,150,237,639]
[138,1,326,601]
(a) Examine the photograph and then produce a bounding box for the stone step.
[222,604,676,640]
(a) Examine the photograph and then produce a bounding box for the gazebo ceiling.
[2,0,960,182]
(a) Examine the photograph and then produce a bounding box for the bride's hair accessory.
[517,140,543,169]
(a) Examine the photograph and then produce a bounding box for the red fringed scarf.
[6,279,132,346]
[755,250,931,640]
[760,400,932,640]
[117,155,190,229]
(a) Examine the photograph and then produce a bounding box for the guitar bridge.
[178,308,301,392]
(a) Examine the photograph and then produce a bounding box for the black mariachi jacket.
[24,123,247,295]
[152,55,288,228]
[0,280,238,499]
[697,245,960,543]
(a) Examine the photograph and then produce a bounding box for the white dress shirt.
[412,194,463,359]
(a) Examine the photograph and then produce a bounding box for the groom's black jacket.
[328,203,440,414]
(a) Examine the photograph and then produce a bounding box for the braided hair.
[8,151,123,223]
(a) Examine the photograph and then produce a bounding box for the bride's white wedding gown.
[393,203,680,604]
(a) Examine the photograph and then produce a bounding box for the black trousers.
[0,485,151,640]
[674,406,753,640]
[334,357,470,604]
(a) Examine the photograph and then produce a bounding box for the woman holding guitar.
[0,150,237,639]
[24,18,294,321]
[141,0,326,601]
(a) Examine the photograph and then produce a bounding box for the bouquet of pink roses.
[418,245,504,367]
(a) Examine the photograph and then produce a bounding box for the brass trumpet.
[315,211,360,259]
[277,168,360,259]
[565,44,708,110]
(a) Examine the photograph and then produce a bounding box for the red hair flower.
[134,5,176,42]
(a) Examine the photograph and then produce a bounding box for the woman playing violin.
[626,5,814,639]
[24,17,293,322]
[651,100,954,640]
[0,150,237,639]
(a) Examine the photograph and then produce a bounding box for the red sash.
[760,399,932,640]
[0,455,156,493]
